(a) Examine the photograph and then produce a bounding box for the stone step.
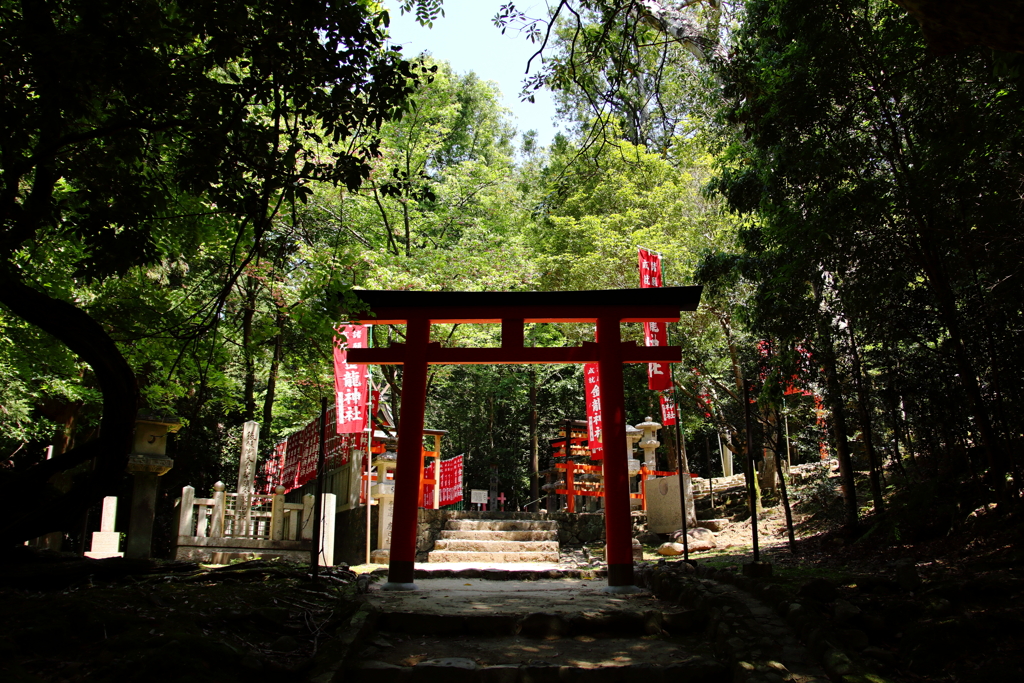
[445,519,559,532]
[439,529,557,542]
[432,539,559,553]
[426,550,561,563]
[345,657,729,683]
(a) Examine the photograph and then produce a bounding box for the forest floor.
[1,464,1021,683]
[672,464,1024,683]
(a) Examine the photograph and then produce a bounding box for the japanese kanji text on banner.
[639,248,672,391]
[584,362,604,459]
[334,324,368,434]
[660,393,678,426]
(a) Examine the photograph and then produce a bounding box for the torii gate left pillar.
[346,287,702,592]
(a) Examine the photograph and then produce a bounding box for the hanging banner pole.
[365,330,377,565]
[312,396,329,579]
[744,379,760,563]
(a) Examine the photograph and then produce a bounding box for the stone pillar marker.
[85,496,123,559]
[125,417,180,560]
[235,421,259,538]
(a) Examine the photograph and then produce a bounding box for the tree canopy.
[3,0,1023,550]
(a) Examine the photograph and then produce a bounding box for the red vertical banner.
[440,455,463,506]
[584,362,604,459]
[659,394,678,426]
[334,324,369,434]
[262,441,288,493]
[639,248,672,391]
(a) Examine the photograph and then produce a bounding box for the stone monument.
[640,418,697,533]
[234,421,259,537]
[125,416,180,560]
[85,496,123,559]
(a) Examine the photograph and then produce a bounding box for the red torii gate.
[346,287,702,592]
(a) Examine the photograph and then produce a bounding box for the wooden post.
[639,465,648,511]
[566,466,575,513]
[434,434,442,509]
[319,493,336,567]
[178,486,195,537]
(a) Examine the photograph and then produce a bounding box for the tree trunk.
[811,276,859,532]
[260,310,285,447]
[241,277,259,423]
[915,239,1005,501]
[847,326,885,513]
[775,410,797,553]
[0,275,139,546]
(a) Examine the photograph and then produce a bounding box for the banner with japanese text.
[334,324,368,434]
[639,248,672,391]
[421,454,464,507]
[584,362,604,459]
[659,394,678,426]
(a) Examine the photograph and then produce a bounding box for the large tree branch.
[0,273,139,545]
[637,0,724,62]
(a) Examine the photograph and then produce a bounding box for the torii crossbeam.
[345,287,702,592]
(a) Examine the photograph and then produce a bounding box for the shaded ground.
[2,464,1022,682]
[0,557,356,683]
[659,467,1024,683]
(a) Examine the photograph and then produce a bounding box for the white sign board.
[470,489,488,504]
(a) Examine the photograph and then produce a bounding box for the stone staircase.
[427,518,560,563]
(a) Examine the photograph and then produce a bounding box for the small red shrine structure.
[345,287,702,592]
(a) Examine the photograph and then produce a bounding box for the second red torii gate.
[345,287,702,592]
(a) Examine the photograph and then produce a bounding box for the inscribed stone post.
[85,496,123,559]
[645,475,697,533]
[236,421,259,538]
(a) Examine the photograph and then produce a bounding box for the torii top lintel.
[343,287,702,366]
[345,286,702,325]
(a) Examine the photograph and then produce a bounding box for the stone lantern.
[635,416,661,470]
[370,450,398,564]
[125,416,180,560]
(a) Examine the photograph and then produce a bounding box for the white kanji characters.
[343,369,361,387]
[590,383,600,398]
[650,322,660,333]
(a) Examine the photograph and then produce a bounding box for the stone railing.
[177,482,314,542]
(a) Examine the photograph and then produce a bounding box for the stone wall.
[333,505,379,566]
